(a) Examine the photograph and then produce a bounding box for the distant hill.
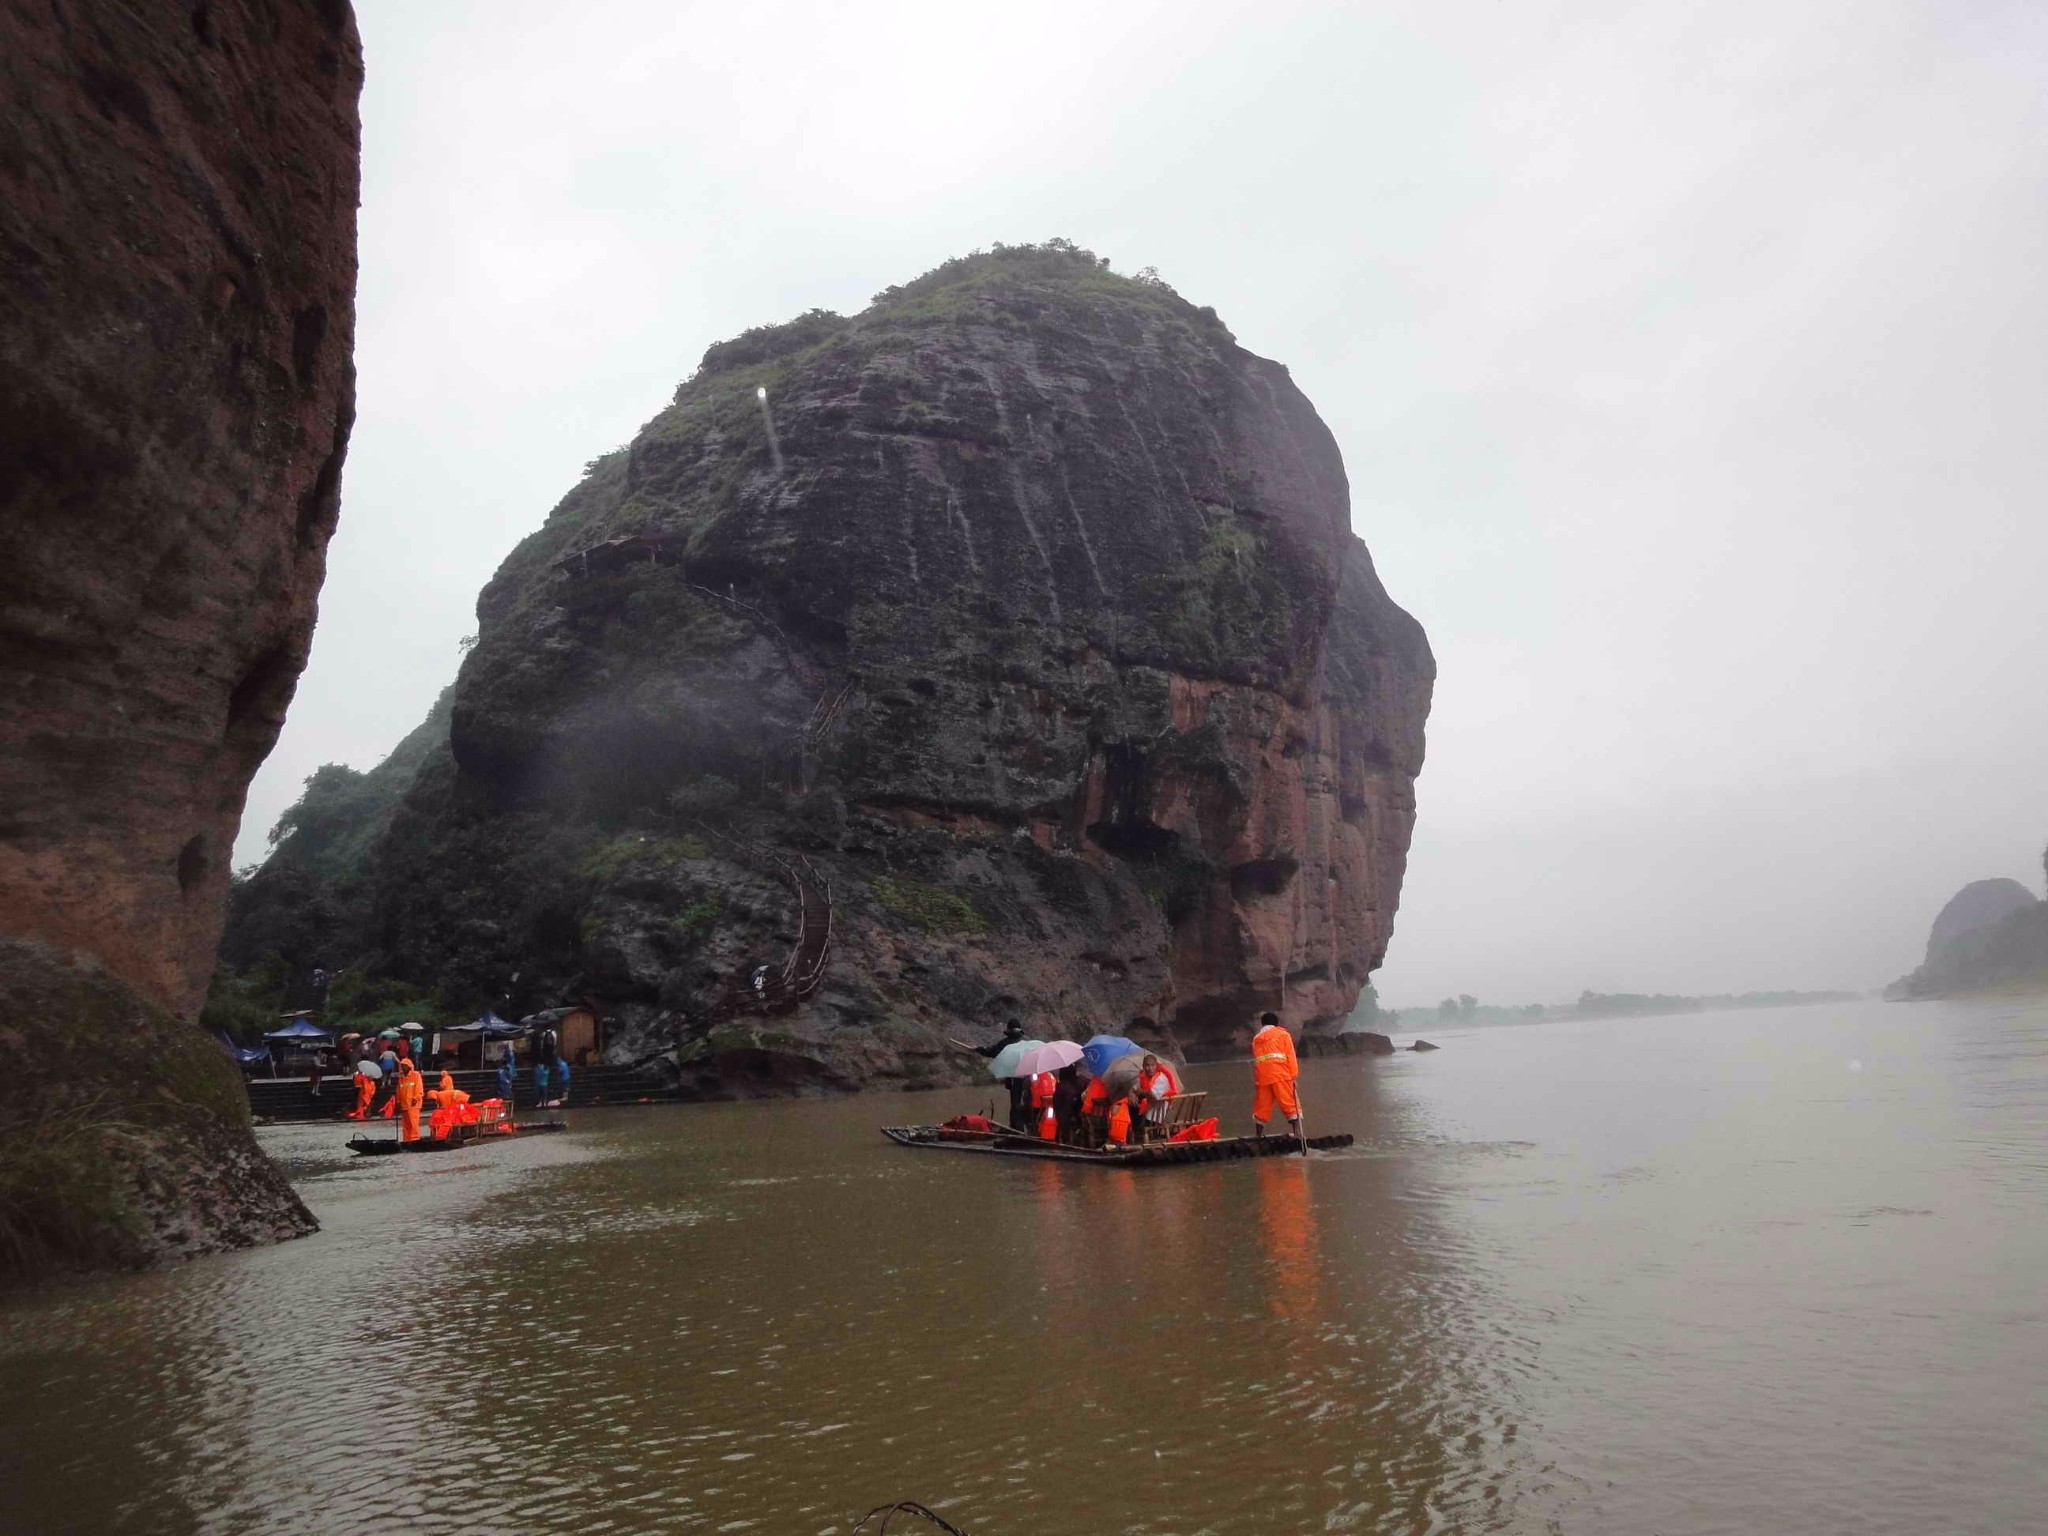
[1887,875,2048,999]
[1384,988,1860,1028]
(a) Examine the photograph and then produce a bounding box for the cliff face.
[228,246,1430,1088]
[1887,876,2048,1000]
[0,1,362,1279]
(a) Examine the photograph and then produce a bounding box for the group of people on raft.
[345,1060,512,1144]
[335,1022,574,1137]
[961,1011,1303,1149]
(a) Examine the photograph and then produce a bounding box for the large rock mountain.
[0,2,361,1280]
[1887,874,2048,1000]
[227,245,1432,1090]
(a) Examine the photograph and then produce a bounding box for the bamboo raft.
[881,1124,1351,1166]
[346,1121,570,1156]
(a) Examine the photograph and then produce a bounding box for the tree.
[1458,993,1478,1018]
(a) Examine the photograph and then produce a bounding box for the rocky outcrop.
[1887,876,2048,1000]
[223,244,1430,1092]
[0,2,362,1280]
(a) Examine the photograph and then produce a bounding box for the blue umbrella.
[1080,1035,1142,1077]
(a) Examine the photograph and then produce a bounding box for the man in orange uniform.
[381,1059,425,1142]
[1249,1011,1302,1145]
[427,1071,470,1140]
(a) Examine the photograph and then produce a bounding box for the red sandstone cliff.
[0,0,361,1279]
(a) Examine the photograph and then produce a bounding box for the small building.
[523,1004,605,1066]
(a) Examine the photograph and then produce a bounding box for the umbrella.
[377,1028,404,1040]
[354,1059,384,1081]
[1079,1035,1142,1077]
[398,1021,425,1034]
[1094,1051,1151,1095]
[988,1038,1047,1080]
[1014,1040,1084,1078]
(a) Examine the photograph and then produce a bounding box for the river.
[1,996,2042,1534]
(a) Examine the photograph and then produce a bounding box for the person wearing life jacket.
[346,1062,376,1121]
[1080,1075,1114,1147]
[426,1070,469,1139]
[389,1058,425,1142]
[1030,1070,1058,1141]
[1249,1010,1301,1142]
[1133,1054,1178,1139]
[1105,1094,1133,1147]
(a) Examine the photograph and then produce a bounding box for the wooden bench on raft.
[1140,1090,1208,1142]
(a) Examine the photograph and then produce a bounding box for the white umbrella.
[354,1059,384,1081]
[988,1039,1047,1080]
[1014,1040,1084,1077]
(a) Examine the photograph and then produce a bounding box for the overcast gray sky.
[240,0,2048,1007]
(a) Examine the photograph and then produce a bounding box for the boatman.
[381,1058,425,1142]
[1249,1011,1302,1145]
[949,1020,1029,1131]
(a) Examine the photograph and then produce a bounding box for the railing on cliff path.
[692,822,834,1017]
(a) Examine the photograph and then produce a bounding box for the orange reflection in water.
[1255,1156,1323,1322]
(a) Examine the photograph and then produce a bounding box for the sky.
[241,0,2048,1007]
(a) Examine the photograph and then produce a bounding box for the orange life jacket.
[1106,1099,1131,1145]
[1136,1066,1177,1107]
[1029,1072,1056,1108]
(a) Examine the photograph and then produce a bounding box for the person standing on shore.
[1249,1011,1302,1144]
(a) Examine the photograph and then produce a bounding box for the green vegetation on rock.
[872,876,988,936]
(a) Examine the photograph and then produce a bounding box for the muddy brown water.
[2,997,2043,1534]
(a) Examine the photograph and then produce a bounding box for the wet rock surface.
[227,246,1430,1093]
[0,2,360,1280]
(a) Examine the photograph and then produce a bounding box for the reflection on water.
[2,998,2044,1534]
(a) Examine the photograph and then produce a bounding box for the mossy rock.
[871,876,988,936]
[0,939,315,1288]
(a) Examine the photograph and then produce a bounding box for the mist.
[240,0,2048,1006]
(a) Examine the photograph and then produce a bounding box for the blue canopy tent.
[443,1010,523,1041]
[214,1031,270,1067]
[442,1010,524,1069]
[264,1018,334,1043]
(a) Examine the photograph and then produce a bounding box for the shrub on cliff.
[872,876,987,936]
